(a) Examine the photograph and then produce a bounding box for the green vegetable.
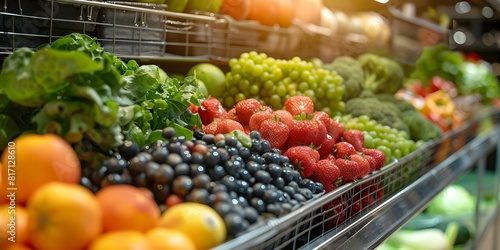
[323,56,365,101]
[410,44,500,103]
[381,228,452,250]
[427,185,475,216]
[374,94,442,142]
[401,110,442,142]
[344,97,410,137]
[0,33,204,153]
[357,53,405,97]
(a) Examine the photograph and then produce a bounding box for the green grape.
[224,52,345,114]
[224,96,235,108]
[235,93,246,103]
[303,89,315,100]
[229,87,239,96]
[238,79,250,91]
[276,84,287,97]
[315,88,325,99]
[364,133,374,148]
[269,94,282,108]
[264,80,274,90]
[298,81,309,92]
[249,84,260,96]
[252,64,263,77]
[289,70,300,81]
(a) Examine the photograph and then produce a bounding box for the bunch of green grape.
[336,114,420,164]
[221,51,345,116]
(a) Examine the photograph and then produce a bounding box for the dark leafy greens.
[0,33,204,153]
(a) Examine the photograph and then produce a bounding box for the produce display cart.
[1,1,499,250]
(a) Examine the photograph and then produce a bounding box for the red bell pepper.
[429,76,458,97]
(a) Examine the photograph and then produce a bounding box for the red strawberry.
[330,119,345,142]
[244,125,252,135]
[249,109,273,132]
[317,134,336,157]
[203,121,219,135]
[284,95,314,116]
[351,192,376,216]
[343,129,364,152]
[259,118,290,149]
[321,154,336,161]
[215,119,245,134]
[362,148,386,170]
[312,111,332,128]
[235,98,263,126]
[349,154,371,178]
[198,97,228,125]
[313,159,341,193]
[224,107,240,122]
[323,196,347,229]
[188,103,199,113]
[287,117,327,148]
[283,146,320,178]
[363,154,377,172]
[273,110,294,127]
[335,158,361,183]
[334,141,356,159]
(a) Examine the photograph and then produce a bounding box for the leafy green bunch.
[0,33,203,153]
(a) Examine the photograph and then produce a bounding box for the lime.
[187,63,227,98]
[196,79,209,98]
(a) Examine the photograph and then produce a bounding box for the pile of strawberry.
[189,95,386,193]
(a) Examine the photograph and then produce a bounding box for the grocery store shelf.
[299,127,500,250]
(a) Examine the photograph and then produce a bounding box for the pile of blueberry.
[80,127,324,237]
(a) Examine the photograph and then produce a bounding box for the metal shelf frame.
[300,126,500,250]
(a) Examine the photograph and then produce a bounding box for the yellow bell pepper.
[421,90,455,119]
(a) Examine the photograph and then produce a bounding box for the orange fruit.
[95,184,160,233]
[145,227,196,250]
[0,134,81,205]
[5,244,33,250]
[26,182,102,250]
[0,205,29,247]
[159,202,226,250]
[88,231,150,250]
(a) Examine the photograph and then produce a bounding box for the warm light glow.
[375,0,389,4]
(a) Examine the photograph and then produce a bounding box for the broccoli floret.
[374,93,416,113]
[344,97,410,136]
[401,110,442,141]
[324,56,365,101]
[358,53,405,96]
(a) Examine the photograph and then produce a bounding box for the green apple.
[187,63,226,98]
[184,0,223,13]
[164,0,189,12]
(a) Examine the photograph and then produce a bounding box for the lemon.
[159,202,226,250]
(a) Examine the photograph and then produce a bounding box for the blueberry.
[301,179,317,193]
[154,164,175,184]
[165,153,183,166]
[174,163,190,176]
[249,131,261,140]
[192,173,211,189]
[172,176,193,197]
[151,148,169,163]
[186,188,210,204]
[252,183,267,197]
[250,198,266,213]
[162,127,176,140]
[299,188,314,200]
[265,163,282,178]
[254,170,272,184]
[117,140,140,160]
[281,169,295,183]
